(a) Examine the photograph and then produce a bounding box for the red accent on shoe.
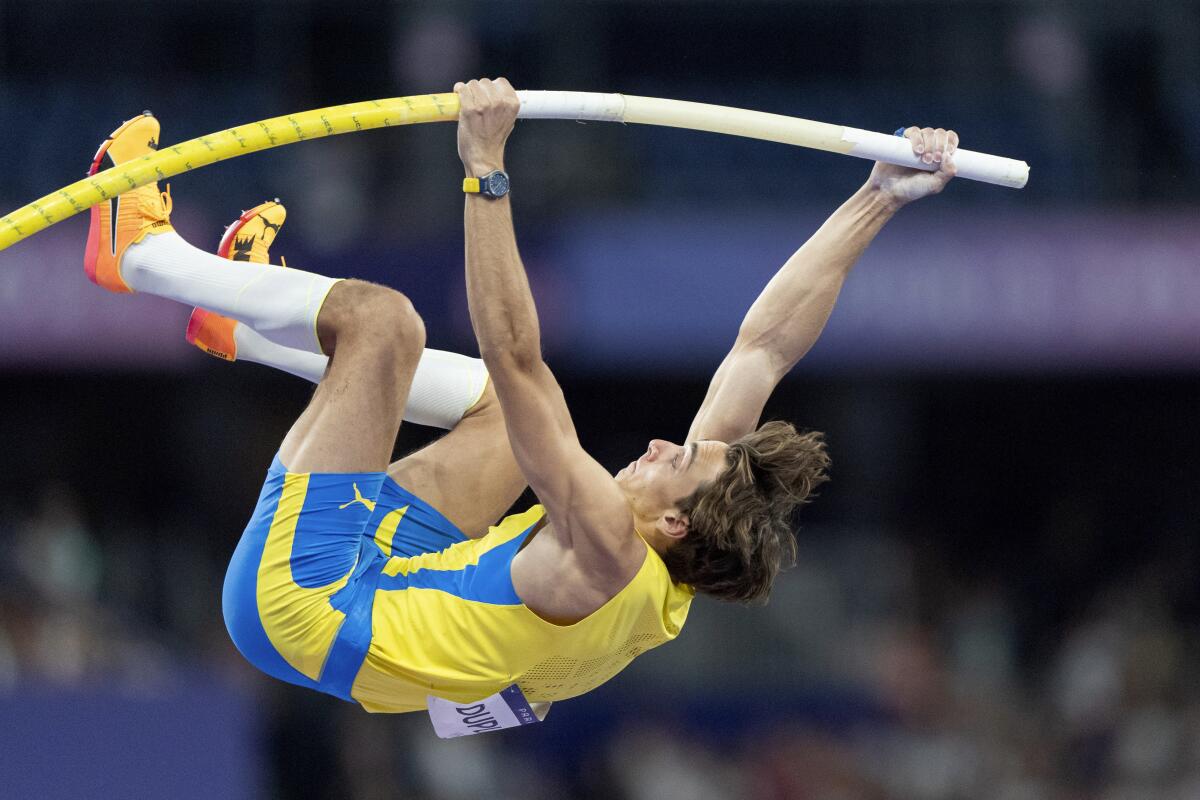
[185,307,209,346]
[83,204,102,285]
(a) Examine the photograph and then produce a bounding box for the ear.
[658,510,690,541]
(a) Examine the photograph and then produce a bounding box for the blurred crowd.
[0,482,221,692]
[622,561,1200,800]
[2,476,1196,800]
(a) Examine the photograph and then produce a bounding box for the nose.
[646,439,671,461]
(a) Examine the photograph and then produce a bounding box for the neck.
[626,492,670,553]
[633,521,671,555]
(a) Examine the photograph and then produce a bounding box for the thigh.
[279,281,424,473]
[386,383,527,538]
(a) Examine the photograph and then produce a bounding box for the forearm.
[464,193,543,367]
[737,184,898,372]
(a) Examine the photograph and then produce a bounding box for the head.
[615,421,830,605]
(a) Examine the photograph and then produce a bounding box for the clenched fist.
[867,126,958,207]
[455,77,520,177]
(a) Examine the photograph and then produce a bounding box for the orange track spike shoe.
[83,112,173,293]
[185,200,288,361]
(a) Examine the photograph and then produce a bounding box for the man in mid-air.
[82,77,957,730]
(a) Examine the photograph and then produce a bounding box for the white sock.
[405,348,491,429]
[123,231,338,354]
[233,324,489,430]
[233,323,328,382]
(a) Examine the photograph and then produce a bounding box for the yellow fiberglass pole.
[0,93,461,252]
[1,90,1029,253]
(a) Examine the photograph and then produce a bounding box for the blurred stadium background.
[2,1,1199,798]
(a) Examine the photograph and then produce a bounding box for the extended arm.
[687,127,959,443]
[456,78,637,570]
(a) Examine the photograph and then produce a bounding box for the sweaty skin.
[455,77,957,623]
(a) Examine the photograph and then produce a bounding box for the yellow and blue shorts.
[221,455,469,702]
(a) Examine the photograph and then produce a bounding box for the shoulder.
[525,512,647,585]
[537,470,645,576]
[512,520,647,624]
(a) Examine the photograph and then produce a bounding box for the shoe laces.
[137,182,172,222]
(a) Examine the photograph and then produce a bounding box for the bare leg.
[387,381,527,537]
[278,280,425,473]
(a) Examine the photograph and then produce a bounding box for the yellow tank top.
[351,505,694,713]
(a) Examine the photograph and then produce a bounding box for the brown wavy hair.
[662,421,830,604]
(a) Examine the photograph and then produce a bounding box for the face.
[615,438,730,537]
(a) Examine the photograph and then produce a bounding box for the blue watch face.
[486,171,510,197]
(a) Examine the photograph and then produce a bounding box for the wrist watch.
[463,170,510,199]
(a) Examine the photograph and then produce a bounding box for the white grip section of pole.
[842,128,1029,189]
[517,90,626,121]
[515,91,1029,189]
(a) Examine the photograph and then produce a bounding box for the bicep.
[487,356,634,558]
[686,345,782,444]
[486,354,576,463]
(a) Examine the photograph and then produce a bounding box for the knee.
[317,279,425,356]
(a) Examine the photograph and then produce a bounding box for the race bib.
[427,685,551,738]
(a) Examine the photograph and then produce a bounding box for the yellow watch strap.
[463,177,481,193]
